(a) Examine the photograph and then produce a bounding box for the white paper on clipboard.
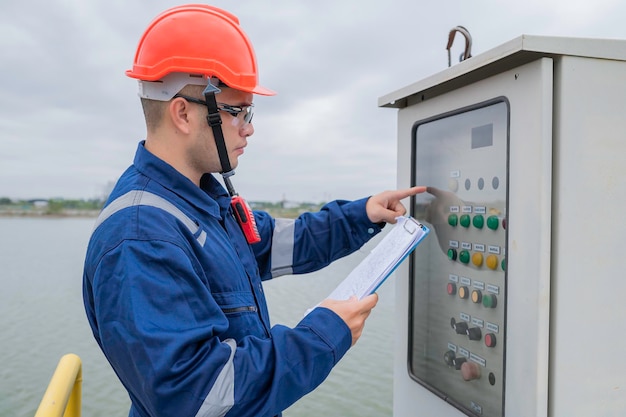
[315,217,430,309]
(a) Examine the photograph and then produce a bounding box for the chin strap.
[203,84,233,176]
[201,84,261,244]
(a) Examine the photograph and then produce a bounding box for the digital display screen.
[471,124,494,149]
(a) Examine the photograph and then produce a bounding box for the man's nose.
[240,122,254,137]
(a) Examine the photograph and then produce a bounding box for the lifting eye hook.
[446,26,472,67]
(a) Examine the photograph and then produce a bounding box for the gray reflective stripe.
[195,339,237,417]
[93,190,207,246]
[270,218,295,277]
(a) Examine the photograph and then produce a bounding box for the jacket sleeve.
[253,197,384,280]
[88,239,351,417]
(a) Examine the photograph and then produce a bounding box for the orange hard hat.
[126,4,275,96]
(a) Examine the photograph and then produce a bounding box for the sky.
[1,0,626,203]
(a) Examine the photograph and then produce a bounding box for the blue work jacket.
[82,142,383,417]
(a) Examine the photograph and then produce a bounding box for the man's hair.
[140,98,167,132]
[140,84,207,132]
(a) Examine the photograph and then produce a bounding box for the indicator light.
[472,252,484,267]
[472,214,484,229]
[486,254,498,270]
[483,294,497,309]
[459,250,470,264]
[487,215,499,230]
[458,286,469,299]
[460,214,471,228]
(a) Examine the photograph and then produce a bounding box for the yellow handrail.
[34,353,82,417]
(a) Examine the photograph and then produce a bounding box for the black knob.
[452,319,469,334]
[444,350,456,366]
[466,327,482,341]
[453,357,467,370]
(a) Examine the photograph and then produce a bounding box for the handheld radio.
[223,176,261,244]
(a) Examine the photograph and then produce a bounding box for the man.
[83,4,426,417]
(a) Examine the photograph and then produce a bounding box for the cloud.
[1,0,626,202]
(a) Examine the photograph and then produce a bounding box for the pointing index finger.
[395,186,427,199]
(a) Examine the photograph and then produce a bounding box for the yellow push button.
[472,252,483,267]
[471,289,482,303]
[458,286,469,299]
[486,254,498,270]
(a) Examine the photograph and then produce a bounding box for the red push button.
[447,282,457,295]
[461,361,481,381]
[485,333,497,348]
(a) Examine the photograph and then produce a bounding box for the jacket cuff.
[299,307,352,364]
[341,197,385,238]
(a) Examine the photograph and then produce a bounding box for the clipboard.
[320,216,430,303]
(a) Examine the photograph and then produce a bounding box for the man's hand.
[366,186,427,225]
[319,294,379,346]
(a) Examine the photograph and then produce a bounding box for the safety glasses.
[172,94,254,125]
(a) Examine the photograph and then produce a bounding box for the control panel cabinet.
[411,99,509,417]
[380,36,626,417]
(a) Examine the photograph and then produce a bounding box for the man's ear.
[168,97,194,134]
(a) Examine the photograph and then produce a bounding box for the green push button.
[460,214,471,228]
[487,215,499,230]
[472,215,484,229]
[447,248,457,261]
[448,214,458,227]
[459,250,470,264]
[483,294,497,308]
[501,258,507,271]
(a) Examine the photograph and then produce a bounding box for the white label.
[448,342,457,352]
[449,274,459,283]
[458,347,470,357]
[473,281,485,290]
[449,240,459,248]
[460,312,470,322]
[460,276,471,286]
[487,284,500,294]
[470,352,486,367]
[486,322,499,333]
[471,317,484,327]
[473,243,485,252]
[462,206,473,213]
[450,170,461,178]
[470,401,483,415]
[474,206,486,214]
[450,205,460,213]
[488,245,501,254]
[461,242,472,250]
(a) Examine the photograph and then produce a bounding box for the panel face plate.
[409,100,509,417]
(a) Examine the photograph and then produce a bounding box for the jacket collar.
[133,141,231,220]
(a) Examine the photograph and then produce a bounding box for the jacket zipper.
[222,305,258,314]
